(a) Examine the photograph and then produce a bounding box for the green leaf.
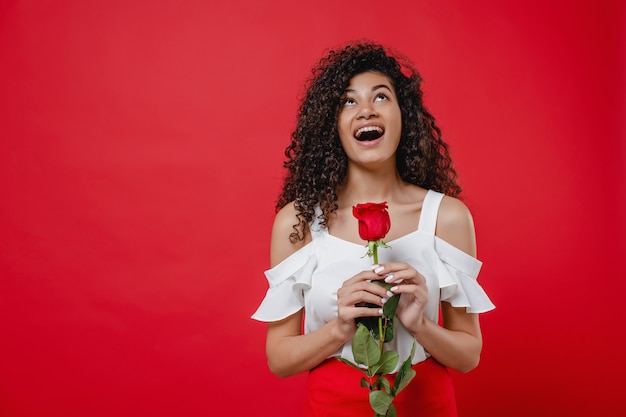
[394,367,416,395]
[352,323,381,367]
[373,350,399,375]
[369,390,394,415]
[367,241,377,258]
[382,294,400,319]
[408,339,416,359]
[392,342,417,395]
[372,375,391,393]
[376,239,391,249]
[336,357,364,372]
[360,377,371,389]
[386,402,397,417]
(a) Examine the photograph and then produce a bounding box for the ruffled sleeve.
[434,237,495,313]
[251,243,317,322]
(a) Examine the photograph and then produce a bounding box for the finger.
[387,284,428,300]
[339,280,389,298]
[339,306,383,320]
[372,262,411,275]
[382,269,424,285]
[343,276,390,291]
[373,263,424,283]
[370,264,386,274]
[339,291,385,308]
[343,269,380,286]
[382,273,404,284]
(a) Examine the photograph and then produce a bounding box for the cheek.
[390,111,402,136]
[338,133,352,154]
[337,115,352,141]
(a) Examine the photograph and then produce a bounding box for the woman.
[252,41,494,416]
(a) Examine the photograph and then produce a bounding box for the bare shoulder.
[270,202,311,267]
[435,195,477,257]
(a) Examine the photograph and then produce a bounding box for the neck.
[339,162,405,205]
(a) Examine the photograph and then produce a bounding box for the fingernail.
[384,274,394,283]
[386,290,394,297]
[378,309,383,315]
[371,264,380,270]
[381,297,388,303]
[390,286,399,292]
[374,266,384,274]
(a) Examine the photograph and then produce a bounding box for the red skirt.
[304,358,457,417]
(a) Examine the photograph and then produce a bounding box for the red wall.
[1,1,624,416]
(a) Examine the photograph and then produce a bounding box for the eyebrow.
[344,84,393,94]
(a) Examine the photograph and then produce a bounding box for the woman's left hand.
[374,262,428,335]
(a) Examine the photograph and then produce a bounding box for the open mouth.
[354,125,384,141]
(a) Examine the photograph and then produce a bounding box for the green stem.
[373,245,384,356]
[373,243,378,271]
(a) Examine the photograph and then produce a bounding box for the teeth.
[355,126,384,138]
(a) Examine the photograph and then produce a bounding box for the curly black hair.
[277,41,461,242]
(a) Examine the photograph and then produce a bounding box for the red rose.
[352,202,391,241]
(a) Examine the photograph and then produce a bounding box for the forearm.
[410,315,482,373]
[267,318,351,378]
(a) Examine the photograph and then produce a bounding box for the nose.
[356,103,377,119]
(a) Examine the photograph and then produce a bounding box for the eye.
[374,93,389,102]
[343,97,357,106]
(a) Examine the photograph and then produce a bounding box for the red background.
[1,1,624,416]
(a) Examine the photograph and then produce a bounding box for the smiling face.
[338,71,402,169]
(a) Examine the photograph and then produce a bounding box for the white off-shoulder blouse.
[252,190,495,372]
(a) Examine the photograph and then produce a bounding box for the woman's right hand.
[335,267,388,341]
